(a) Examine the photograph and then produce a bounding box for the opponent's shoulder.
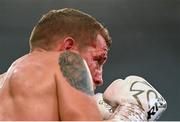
[7,54,58,95]
[0,73,6,78]
[0,72,6,82]
[0,72,6,88]
[16,52,58,72]
[8,53,58,85]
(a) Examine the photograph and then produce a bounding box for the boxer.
[0,8,111,120]
[0,8,167,121]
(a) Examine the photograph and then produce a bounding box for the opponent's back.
[0,51,59,120]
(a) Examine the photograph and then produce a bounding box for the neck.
[30,48,47,53]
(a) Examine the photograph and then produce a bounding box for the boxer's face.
[80,34,108,89]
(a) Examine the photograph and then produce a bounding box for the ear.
[58,37,76,51]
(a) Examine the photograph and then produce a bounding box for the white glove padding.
[94,92,146,120]
[103,75,167,120]
[94,93,113,120]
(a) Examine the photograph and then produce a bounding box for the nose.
[93,78,103,86]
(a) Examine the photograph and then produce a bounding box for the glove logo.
[130,81,154,108]
[130,80,165,120]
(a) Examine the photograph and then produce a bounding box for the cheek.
[89,63,103,78]
[88,62,96,73]
[86,62,97,77]
[83,56,102,77]
[83,57,95,72]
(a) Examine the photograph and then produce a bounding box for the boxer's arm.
[56,51,102,120]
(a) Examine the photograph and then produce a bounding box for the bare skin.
[0,73,6,89]
[0,34,108,120]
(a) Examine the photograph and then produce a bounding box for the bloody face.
[80,34,108,89]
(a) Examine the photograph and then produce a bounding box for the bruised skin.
[80,34,108,88]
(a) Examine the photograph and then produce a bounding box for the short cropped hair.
[29,8,112,51]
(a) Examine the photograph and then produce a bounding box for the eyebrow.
[103,46,108,51]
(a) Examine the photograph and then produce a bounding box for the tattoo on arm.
[59,51,94,95]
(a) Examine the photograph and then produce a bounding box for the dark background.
[0,0,179,120]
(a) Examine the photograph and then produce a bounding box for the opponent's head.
[29,8,112,87]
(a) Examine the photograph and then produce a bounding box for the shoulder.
[0,73,6,78]
[0,72,6,88]
[56,51,94,95]
[8,53,59,91]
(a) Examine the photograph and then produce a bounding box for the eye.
[93,56,107,65]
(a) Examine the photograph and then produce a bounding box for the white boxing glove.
[94,76,167,121]
[95,76,167,121]
[94,92,146,120]
[94,93,113,120]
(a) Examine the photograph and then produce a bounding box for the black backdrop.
[0,0,179,120]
